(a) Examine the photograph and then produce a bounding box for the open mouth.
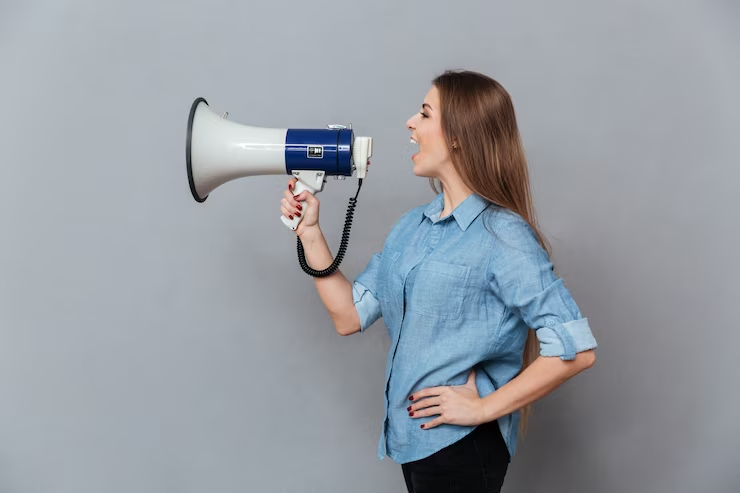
[410,138,419,160]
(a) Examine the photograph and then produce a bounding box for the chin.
[411,158,432,178]
[412,164,438,179]
[412,165,430,178]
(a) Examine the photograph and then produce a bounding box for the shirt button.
[546,319,555,327]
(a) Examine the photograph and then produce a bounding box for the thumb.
[465,368,477,387]
[292,190,315,203]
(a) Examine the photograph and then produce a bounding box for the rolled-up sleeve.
[352,252,383,332]
[487,216,598,360]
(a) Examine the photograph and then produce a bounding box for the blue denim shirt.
[351,191,598,464]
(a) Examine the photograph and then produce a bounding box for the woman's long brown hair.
[430,69,551,435]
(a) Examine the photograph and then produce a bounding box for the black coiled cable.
[297,178,363,277]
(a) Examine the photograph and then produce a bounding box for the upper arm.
[487,216,598,360]
[351,252,383,333]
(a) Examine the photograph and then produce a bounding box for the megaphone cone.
[185,97,373,277]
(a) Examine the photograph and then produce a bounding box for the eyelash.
[420,111,428,118]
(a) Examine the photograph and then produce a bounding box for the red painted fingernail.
[409,396,413,401]
[407,406,411,411]
[420,424,425,429]
[409,412,414,416]
[295,212,301,217]
[296,204,302,210]
[293,195,299,200]
[289,215,293,220]
[289,184,293,191]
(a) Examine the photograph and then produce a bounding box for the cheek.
[429,139,449,160]
[429,129,447,154]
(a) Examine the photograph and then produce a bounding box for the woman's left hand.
[407,369,487,429]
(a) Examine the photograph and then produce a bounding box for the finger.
[292,190,312,203]
[283,189,303,208]
[409,397,440,412]
[280,199,301,217]
[409,405,441,418]
[287,177,298,192]
[280,204,294,220]
[420,416,445,430]
[283,193,304,215]
[294,192,318,208]
[409,387,447,402]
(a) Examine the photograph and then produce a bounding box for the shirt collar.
[422,191,491,231]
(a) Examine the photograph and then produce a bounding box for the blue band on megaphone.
[285,128,354,176]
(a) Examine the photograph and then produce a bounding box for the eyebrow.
[422,103,433,111]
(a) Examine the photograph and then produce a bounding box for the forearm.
[298,226,360,334]
[480,350,596,422]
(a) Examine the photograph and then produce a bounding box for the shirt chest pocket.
[409,260,471,320]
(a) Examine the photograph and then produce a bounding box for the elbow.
[556,349,595,380]
[577,349,596,370]
[330,305,362,336]
[335,322,360,336]
[333,311,361,336]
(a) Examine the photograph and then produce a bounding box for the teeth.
[410,138,418,144]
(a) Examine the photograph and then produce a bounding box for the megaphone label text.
[307,146,324,158]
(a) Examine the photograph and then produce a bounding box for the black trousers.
[401,420,510,493]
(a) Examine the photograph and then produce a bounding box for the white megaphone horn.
[186,97,373,277]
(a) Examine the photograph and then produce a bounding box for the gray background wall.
[1,0,738,492]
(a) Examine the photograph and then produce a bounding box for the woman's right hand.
[281,177,321,237]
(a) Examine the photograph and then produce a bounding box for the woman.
[279,70,598,492]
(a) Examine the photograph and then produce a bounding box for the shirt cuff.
[352,281,381,332]
[535,318,597,360]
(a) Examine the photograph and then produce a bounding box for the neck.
[438,171,474,217]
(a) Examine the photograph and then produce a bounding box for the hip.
[401,420,510,493]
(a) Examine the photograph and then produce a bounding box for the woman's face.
[406,86,452,178]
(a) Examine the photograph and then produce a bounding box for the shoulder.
[398,203,428,226]
[478,207,550,274]
[484,207,540,246]
[383,202,427,244]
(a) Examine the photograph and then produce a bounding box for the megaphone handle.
[280,179,316,231]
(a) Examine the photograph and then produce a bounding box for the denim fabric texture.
[352,191,598,464]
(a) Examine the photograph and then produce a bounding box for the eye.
[419,111,428,118]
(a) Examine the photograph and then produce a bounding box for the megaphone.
[186,97,373,277]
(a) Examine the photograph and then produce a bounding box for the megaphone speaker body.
[186,97,371,231]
